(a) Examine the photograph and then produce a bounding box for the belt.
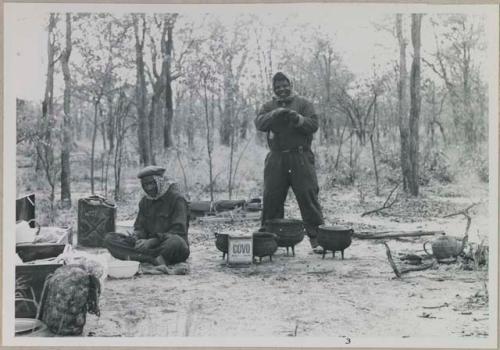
[273,146,309,153]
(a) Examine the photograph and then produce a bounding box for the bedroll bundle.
[42,265,101,335]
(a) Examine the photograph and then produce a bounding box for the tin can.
[227,234,253,266]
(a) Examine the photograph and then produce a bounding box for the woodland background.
[14,11,490,224]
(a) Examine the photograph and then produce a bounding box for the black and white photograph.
[3,2,498,348]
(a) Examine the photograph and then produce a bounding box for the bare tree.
[35,13,59,214]
[209,19,249,146]
[60,13,72,207]
[423,14,486,152]
[407,14,423,196]
[162,15,177,149]
[133,14,153,166]
[312,36,337,144]
[332,86,378,146]
[396,14,412,192]
[113,88,134,201]
[200,70,215,202]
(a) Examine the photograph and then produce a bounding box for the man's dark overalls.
[255,93,324,239]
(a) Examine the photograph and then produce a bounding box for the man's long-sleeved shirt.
[133,184,189,244]
[255,94,319,151]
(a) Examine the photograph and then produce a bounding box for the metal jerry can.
[77,195,116,247]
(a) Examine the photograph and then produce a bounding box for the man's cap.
[272,72,291,86]
[137,165,166,179]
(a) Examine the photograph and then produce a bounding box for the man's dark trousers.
[261,148,323,236]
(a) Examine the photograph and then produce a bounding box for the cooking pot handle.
[86,195,115,207]
[423,241,433,257]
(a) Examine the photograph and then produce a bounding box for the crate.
[16,194,35,227]
[15,263,63,319]
[16,226,71,263]
[227,234,253,267]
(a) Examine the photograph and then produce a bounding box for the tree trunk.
[90,100,99,194]
[408,14,422,196]
[370,97,380,196]
[60,13,72,207]
[107,95,115,153]
[396,14,411,192]
[113,91,129,201]
[240,113,248,140]
[228,127,235,199]
[164,23,174,149]
[133,14,152,166]
[370,134,380,196]
[203,80,214,202]
[462,39,476,151]
[322,50,333,144]
[220,72,233,146]
[38,13,56,180]
[429,84,436,152]
[148,94,158,165]
[186,90,195,149]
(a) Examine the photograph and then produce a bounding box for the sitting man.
[104,165,190,266]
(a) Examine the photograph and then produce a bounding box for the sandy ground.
[82,184,492,340]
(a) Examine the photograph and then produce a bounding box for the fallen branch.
[384,242,401,278]
[354,230,444,240]
[306,270,335,275]
[361,183,399,217]
[399,262,435,274]
[423,302,449,309]
[384,242,436,279]
[197,211,261,224]
[425,276,483,283]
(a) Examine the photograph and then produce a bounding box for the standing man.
[104,165,190,266]
[255,72,324,253]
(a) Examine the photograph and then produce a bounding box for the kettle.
[423,234,466,262]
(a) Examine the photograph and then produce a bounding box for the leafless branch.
[384,242,401,278]
[443,202,479,219]
[384,242,435,279]
[361,183,400,217]
[443,202,481,240]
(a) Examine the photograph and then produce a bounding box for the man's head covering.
[137,165,173,200]
[137,165,166,179]
[272,72,291,87]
